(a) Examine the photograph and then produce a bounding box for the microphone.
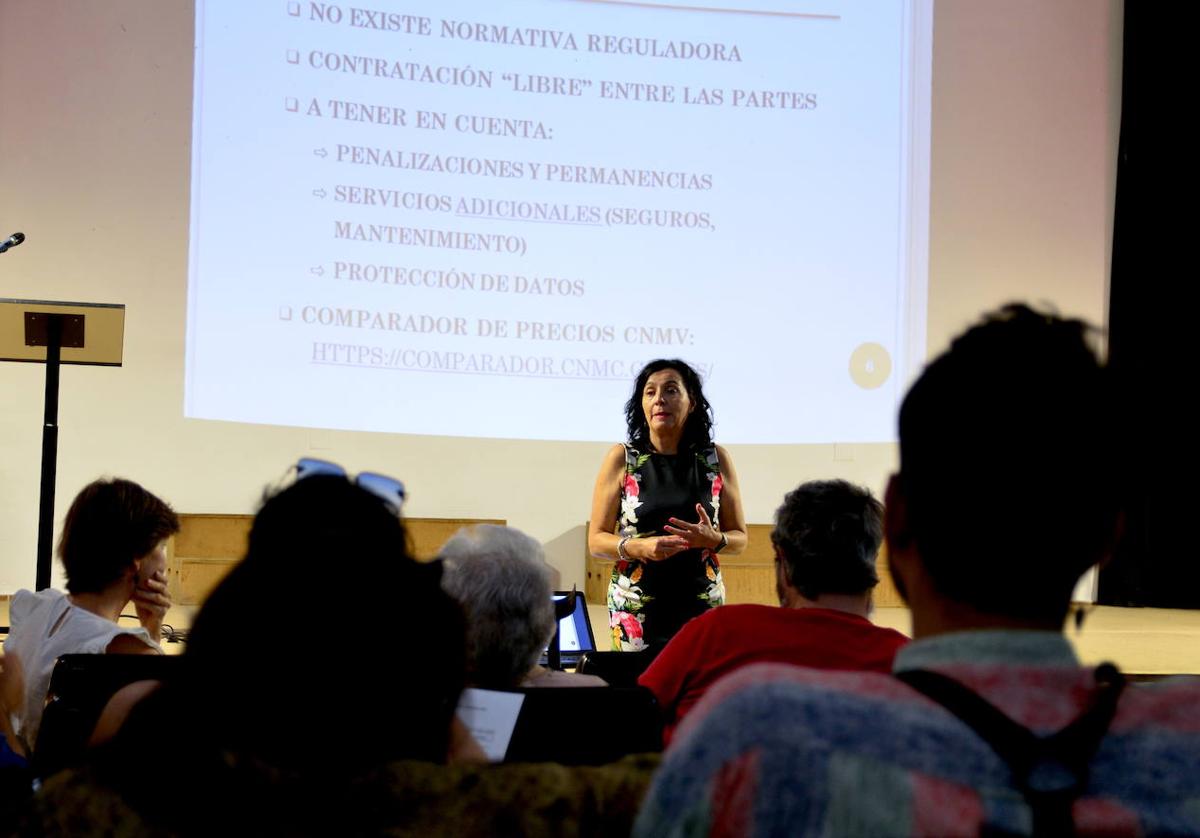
[0,232,25,254]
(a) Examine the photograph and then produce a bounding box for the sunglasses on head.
[294,458,406,513]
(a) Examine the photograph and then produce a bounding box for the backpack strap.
[895,663,1126,837]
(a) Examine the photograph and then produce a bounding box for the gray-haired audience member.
[440,525,606,688]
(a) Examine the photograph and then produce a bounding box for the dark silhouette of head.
[772,480,883,603]
[170,475,465,773]
[625,359,714,453]
[892,303,1120,622]
[58,478,179,594]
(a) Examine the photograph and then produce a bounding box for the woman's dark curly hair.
[624,359,714,453]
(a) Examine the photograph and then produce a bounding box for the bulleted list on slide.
[186,0,929,442]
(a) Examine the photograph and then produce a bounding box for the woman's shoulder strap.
[624,444,654,474]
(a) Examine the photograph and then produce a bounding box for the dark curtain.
[1098,2,1197,608]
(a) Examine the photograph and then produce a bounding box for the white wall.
[0,1,1122,593]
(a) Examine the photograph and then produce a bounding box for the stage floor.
[4,600,1198,676]
[586,603,1200,677]
[0,599,197,656]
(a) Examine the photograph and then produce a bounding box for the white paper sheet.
[455,687,526,762]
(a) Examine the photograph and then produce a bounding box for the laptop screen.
[543,591,596,661]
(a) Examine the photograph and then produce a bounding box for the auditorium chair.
[503,685,662,764]
[574,649,662,687]
[32,653,182,779]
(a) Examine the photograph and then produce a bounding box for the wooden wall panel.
[168,514,504,606]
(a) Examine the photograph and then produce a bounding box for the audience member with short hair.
[441,524,605,688]
[638,479,907,743]
[3,478,177,754]
[635,304,1200,836]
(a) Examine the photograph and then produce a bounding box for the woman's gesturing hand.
[664,503,722,551]
[630,534,690,561]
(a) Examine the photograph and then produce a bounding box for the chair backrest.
[33,653,182,779]
[504,686,662,764]
[575,649,661,687]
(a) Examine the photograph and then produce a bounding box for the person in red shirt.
[638,479,908,743]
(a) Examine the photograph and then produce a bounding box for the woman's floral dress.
[607,444,726,651]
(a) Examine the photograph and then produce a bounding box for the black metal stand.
[36,314,64,590]
[3,299,122,592]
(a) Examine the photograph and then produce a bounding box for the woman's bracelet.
[617,535,632,560]
[714,532,728,553]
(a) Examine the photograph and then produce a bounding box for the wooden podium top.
[0,298,125,365]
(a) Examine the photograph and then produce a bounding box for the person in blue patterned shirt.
[636,304,1200,837]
